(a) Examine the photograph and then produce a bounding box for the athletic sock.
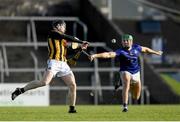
[123,103,127,108]
[122,103,128,112]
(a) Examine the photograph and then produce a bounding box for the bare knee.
[39,80,47,86]
[40,76,53,85]
[69,82,76,91]
[41,70,53,85]
[132,82,141,100]
[123,81,130,91]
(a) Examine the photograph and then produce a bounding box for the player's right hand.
[89,55,95,62]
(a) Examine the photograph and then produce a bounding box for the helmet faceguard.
[121,34,133,49]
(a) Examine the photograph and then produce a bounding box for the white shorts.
[47,59,72,77]
[120,71,140,84]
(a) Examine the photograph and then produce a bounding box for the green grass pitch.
[0,105,180,121]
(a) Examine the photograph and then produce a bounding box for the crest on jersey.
[134,50,138,54]
[130,50,138,56]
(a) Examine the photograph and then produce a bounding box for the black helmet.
[52,20,66,28]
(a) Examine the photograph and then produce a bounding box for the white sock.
[23,80,46,92]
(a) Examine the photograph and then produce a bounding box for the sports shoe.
[11,88,23,100]
[68,109,77,113]
[122,107,128,112]
[68,106,77,113]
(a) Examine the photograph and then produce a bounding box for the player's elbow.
[142,47,151,53]
[107,52,116,58]
[104,53,112,58]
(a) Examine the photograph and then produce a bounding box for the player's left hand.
[157,51,163,55]
[71,42,79,49]
[81,41,89,50]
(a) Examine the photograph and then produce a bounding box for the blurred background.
[0,0,180,106]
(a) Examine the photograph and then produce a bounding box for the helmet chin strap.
[123,46,130,50]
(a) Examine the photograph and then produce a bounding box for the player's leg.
[130,71,141,101]
[120,71,131,112]
[61,72,77,113]
[11,59,57,100]
[23,70,54,91]
[131,82,141,100]
[11,70,54,100]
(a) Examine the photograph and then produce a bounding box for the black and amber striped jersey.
[47,30,83,62]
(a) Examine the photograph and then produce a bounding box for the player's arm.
[52,31,89,45]
[61,33,89,44]
[51,31,89,50]
[60,34,89,51]
[67,43,89,66]
[141,46,163,55]
[90,52,116,61]
[67,48,82,66]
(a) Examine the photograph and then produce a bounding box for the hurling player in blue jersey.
[90,34,163,112]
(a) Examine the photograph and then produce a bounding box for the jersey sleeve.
[115,49,122,56]
[50,31,83,43]
[60,34,84,43]
[135,44,142,52]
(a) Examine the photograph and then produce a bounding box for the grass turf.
[0,105,180,121]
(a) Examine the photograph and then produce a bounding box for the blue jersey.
[115,44,142,74]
